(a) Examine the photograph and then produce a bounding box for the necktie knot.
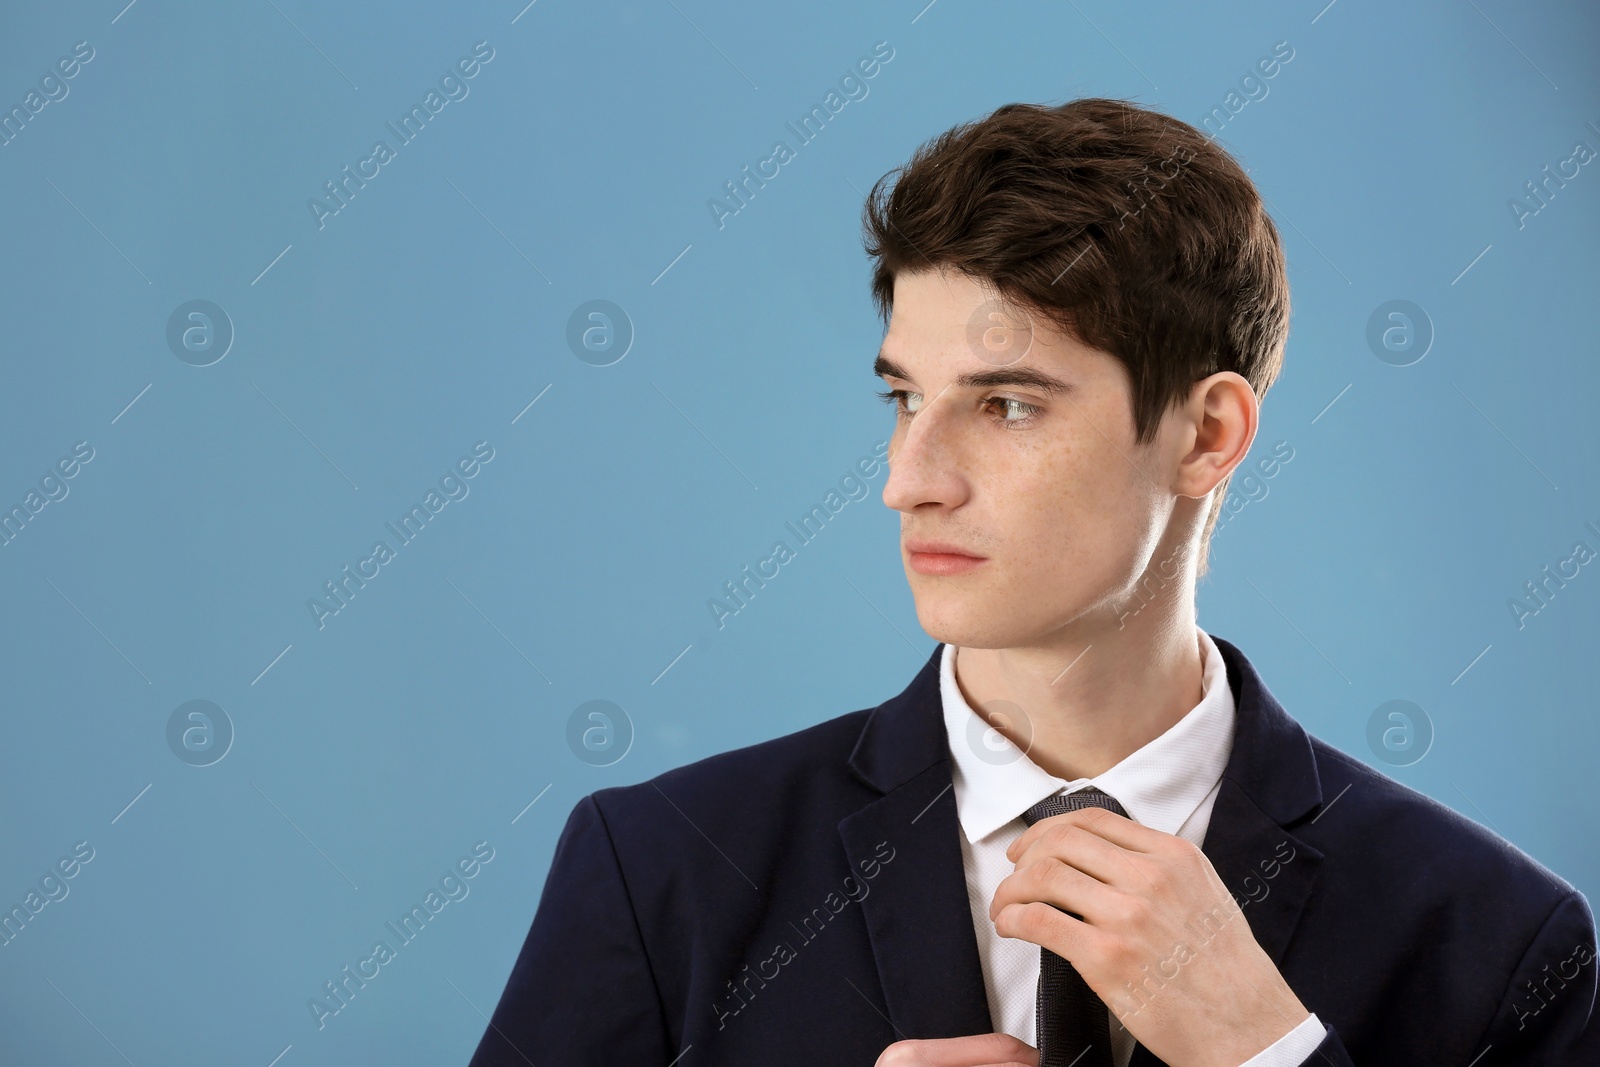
[1022,786,1127,827]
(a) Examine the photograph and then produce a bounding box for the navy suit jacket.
[469,635,1598,1065]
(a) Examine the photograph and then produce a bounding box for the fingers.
[1006,818,1135,890]
[874,1031,1040,1067]
[1006,806,1163,863]
[991,897,1111,968]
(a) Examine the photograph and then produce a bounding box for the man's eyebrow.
[873,353,1074,397]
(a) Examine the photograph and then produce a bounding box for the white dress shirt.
[939,626,1326,1066]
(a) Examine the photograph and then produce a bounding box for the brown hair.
[861,97,1289,577]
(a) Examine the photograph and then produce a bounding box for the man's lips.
[905,541,988,575]
[904,540,986,559]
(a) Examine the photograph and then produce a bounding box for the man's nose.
[881,401,965,513]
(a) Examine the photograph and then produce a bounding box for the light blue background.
[2,1,1596,1063]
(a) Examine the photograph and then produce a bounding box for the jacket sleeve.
[1288,891,1599,1066]
[468,793,672,1066]
[1471,888,1599,1066]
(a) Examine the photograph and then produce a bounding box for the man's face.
[877,267,1188,649]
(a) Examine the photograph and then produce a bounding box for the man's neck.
[951,608,1206,782]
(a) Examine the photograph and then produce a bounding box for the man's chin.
[910,599,1023,651]
[910,588,1104,651]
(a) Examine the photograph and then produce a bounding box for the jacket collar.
[837,633,1328,1048]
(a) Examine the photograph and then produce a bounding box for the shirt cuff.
[1236,1013,1327,1067]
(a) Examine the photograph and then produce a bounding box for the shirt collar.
[940,627,1236,843]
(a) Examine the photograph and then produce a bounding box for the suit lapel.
[838,645,996,1040]
[1200,634,1326,964]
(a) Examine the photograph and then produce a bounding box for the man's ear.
[1174,372,1257,499]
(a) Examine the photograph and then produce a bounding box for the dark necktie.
[1020,786,1128,1067]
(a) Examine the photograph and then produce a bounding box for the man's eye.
[874,388,1040,427]
[988,397,1041,424]
[875,388,922,417]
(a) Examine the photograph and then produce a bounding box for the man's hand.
[989,807,1308,1067]
[875,1032,1038,1067]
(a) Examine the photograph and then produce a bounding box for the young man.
[468,99,1597,1066]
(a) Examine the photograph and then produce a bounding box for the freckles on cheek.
[1026,441,1090,516]
[1036,448,1130,562]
